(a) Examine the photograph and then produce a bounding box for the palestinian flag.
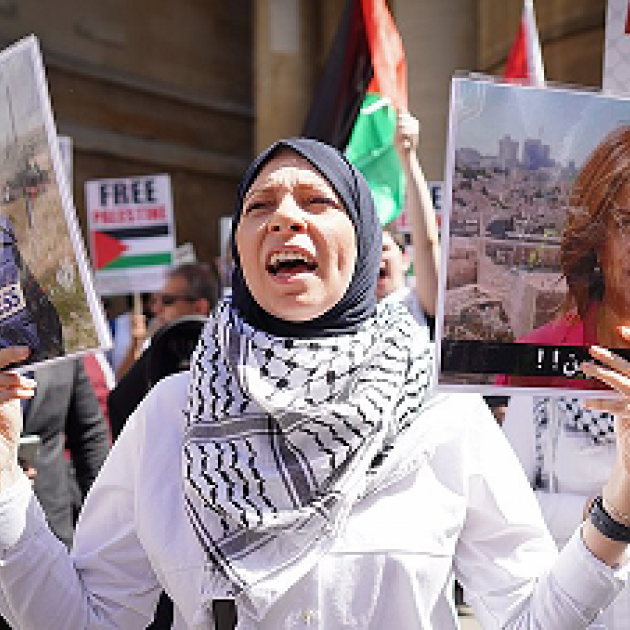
[503,0,545,86]
[303,0,407,225]
[92,225,173,271]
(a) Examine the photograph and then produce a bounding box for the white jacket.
[0,375,626,629]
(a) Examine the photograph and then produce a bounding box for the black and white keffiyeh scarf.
[183,135,433,620]
[182,296,433,618]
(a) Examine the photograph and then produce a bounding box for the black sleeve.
[107,349,151,442]
[64,360,111,498]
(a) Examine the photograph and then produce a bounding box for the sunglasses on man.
[154,293,197,307]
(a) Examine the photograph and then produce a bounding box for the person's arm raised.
[0,347,36,492]
[394,110,440,317]
[581,328,630,566]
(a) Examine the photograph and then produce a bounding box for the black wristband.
[588,495,630,543]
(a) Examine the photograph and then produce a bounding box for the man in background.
[21,359,110,548]
[116,262,218,379]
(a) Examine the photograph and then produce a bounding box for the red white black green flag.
[303,0,407,225]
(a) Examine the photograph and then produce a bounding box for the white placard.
[437,75,630,396]
[85,174,176,296]
[0,36,111,369]
[174,242,196,266]
[603,0,630,96]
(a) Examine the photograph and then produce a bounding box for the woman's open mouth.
[266,250,318,276]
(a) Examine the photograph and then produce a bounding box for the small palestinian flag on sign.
[93,225,173,270]
[302,0,407,225]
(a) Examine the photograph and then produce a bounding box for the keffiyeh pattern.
[533,396,615,490]
[557,397,615,444]
[183,296,432,617]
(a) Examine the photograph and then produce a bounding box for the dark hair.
[561,125,630,317]
[168,263,218,308]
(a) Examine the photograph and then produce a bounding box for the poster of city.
[0,35,110,369]
[436,75,630,394]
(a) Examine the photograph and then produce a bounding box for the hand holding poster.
[0,36,109,368]
[437,75,630,395]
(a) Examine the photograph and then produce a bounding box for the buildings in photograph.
[446,132,574,342]
[498,134,519,168]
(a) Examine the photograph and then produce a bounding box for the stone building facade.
[0,1,607,298]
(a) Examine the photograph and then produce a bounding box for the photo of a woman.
[498,125,630,389]
[439,76,630,393]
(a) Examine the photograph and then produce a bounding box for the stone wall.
[0,1,254,286]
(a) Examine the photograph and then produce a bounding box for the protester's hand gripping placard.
[436,75,630,395]
[0,35,110,369]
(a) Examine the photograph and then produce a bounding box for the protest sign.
[0,36,110,369]
[85,174,176,296]
[437,75,630,395]
[58,135,73,184]
[603,0,630,96]
[174,242,196,266]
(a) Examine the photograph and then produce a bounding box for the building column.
[254,0,318,152]
[394,0,478,182]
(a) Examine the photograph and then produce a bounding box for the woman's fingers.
[582,360,630,396]
[589,345,630,375]
[583,397,630,416]
[0,347,35,405]
[0,371,36,404]
[582,349,630,417]
[582,343,630,396]
[0,346,29,370]
[0,386,35,404]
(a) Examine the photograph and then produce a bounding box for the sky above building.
[452,76,630,169]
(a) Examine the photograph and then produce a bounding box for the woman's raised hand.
[582,328,630,473]
[394,109,420,157]
[0,347,36,489]
[570,329,630,566]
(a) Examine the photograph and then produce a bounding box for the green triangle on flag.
[345,92,405,225]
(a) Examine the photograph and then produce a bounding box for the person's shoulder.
[138,371,192,432]
[147,371,191,404]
